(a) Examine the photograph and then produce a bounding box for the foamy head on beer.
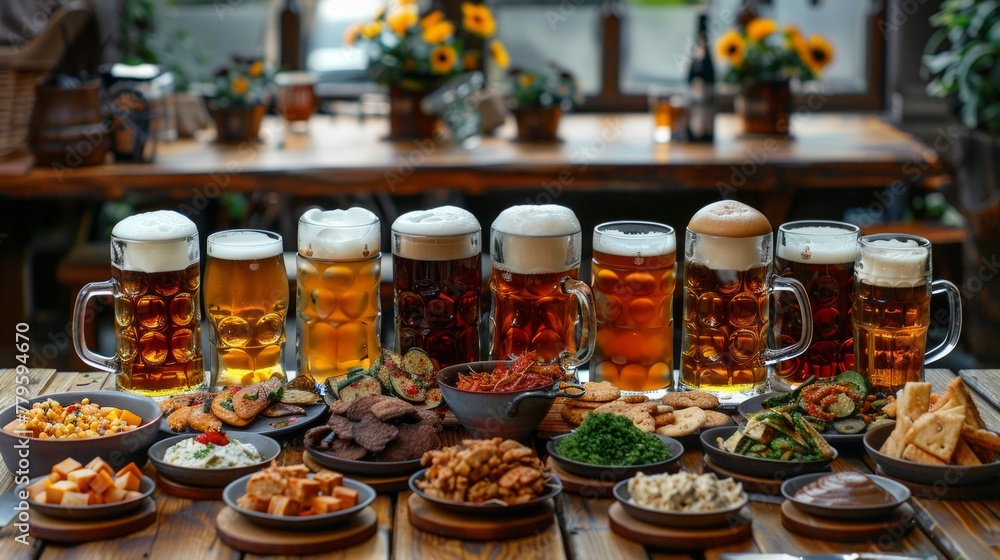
[777,225,858,265]
[492,204,581,274]
[594,224,676,259]
[392,206,481,261]
[112,210,198,273]
[208,230,283,261]
[686,201,771,271]
[856,238,928,288]
[298,207,381,260]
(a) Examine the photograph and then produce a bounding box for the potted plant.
[507,64,582,141]
[203,56,271,143]
[923,0,1000,364]
[349,1,508,140]
[716,18,834,136]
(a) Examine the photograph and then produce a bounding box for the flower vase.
[512,107,562,141]
[208,103,266,143]
[388,85,439,140]
[735,80,792,136]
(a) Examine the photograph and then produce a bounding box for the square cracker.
[905,406,965,463]
[901,443,947,465]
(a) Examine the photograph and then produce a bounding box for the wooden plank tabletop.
[1,368,997,559]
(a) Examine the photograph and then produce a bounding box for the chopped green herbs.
[194,443,215,460]
[555,413,672,466]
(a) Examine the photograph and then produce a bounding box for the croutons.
[267,495,300,516]
[239,465,356,517]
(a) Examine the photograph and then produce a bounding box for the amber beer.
[392,206,481,368]
[297,208,381,382]
[679,201,812,403]
[73,210,204,397]
[205,230,288,387]
[489,205,596,369]
[590,221,676,393]
[275,72,317,130]
[852,235,962,395]
[774,221,859,384]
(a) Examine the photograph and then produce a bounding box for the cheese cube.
[32,491,47,504]
[89,470,116,494]
[26,477,48,498]
[67,468,97,492]
[51,458,83,479]
[85,457,115,477]
[46,480,79,503]
[114,472,141,492]
[332,486,358,508]
[124,490,144,502]
[102,487,128,503]
[60,491,90,507]
[119,410,142,426]
[115,462,143,482]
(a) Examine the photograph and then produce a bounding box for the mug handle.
[73,280,118,373]
[762,275,814,366]
[558,277,597,371]
[924,279,963,364]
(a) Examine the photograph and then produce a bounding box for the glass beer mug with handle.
[489,205,596,372]
[73,210,204,397]
[853,234,962,395]
[679,201,813,404]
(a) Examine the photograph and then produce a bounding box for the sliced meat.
[261,403,306,418]
[370,398,417,422]
[379,422,441,462]
[328,438,368,461]
[328,400,351,416]
[187,405,223,432]
[326,415,355,440]
[352,415,398,454]
[414,408,443,430]
[304,426,333,450]
[344,395,388,422]
[211,390,252,427]
[233,381,272,419]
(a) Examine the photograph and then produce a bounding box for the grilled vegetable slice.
[422,388,444,409]
[401,348,435,378]
[338,375,384,403]
[390,370,426,403]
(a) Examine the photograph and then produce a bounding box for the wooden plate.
[702,455,830,495]
[27,497,156,543]
[546,457,616,498]
[156,473,224,500]
[780,500,915,542]
[607,502,752,549]
[407,493,555,540]
[216,506,377,554]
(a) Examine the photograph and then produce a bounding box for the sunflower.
[716,30,745,67]
[361,21,383,39]
[344,21,364,46]
[461,3,496,37]
[422,21,454,43]
[746,18,777,42]
[463,51,479,70]
[490,40,509,68]
[387,7,418,35]
[430,45,458,74]
[517,72,534,88]
[231,77,249,96]
[805,35,834,72]
[420,10,445,30]
[248,60,264,78]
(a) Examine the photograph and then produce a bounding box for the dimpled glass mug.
[73,210,204,397]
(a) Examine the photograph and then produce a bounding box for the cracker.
[653,412,675,427]
[592,401,655,433]
[960,425,1000,452]
[702,410,734,429]
[881,382,931,459]
[952,438,983,466]
[560,405,590,426]
[577,381,620,403]
[905,406,964,463]
[620,395,648,404]
[901,443,947,465]
[660,391,719,410]
[655,407,706,437]
[554,397,603,409]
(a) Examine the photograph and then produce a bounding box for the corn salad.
[15,398,141,439]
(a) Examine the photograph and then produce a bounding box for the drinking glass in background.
[204,230,288,388]
[679,201,812,404]
[392,206,482,368]
[73,210,204,397]
[489,205,596,371]
[275,71,317,132]
[773,221,859,387]
[649,86,688,143]
[852,234,962,395]
[297,208,382,382]
[590,221,676,394]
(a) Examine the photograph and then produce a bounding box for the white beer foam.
[298,207,380,260]
[594,228,676,257]
[392,206,481,261]
[857,238,927,287]
[690,234,766,272]
[208,230,282,260]
[777,226,858,265]
[112,211,197,273]
[492,205,581,274]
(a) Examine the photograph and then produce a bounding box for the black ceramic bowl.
[863,422,1000,486]
[148,432,281,487]
[780,472,910,520]
[612,477,748,528]
[700,426,837,480]
[547,433,683,481]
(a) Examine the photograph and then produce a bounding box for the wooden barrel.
[30,78,110,167]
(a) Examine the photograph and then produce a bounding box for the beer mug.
[297,208,381,382]
[853,234,962,394]
[73,210,204,397]
[204,230,288,388]
[774,221,859,385]
[274,71,317,132]
[489,205,596,371]
[392,206,482,368]
[591,221,677,393]
[679,201,812,403]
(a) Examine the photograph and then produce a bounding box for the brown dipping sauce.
[794,472,895,506]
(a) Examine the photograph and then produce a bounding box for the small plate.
[222,473,375,530]
[738,393,865,443]
[159,402,326,437]
[305,449,423,477]
[546,433,683,481]
[408,468,562,513]
[148,433,281,487]
[780,472,910,519]
[863,422,1000,486]
[612,478,748,528]
[700,426,838,480]
[20,475,155,520]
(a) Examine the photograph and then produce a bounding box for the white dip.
[164,438,262,468]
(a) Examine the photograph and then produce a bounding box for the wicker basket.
[0,0,93,160]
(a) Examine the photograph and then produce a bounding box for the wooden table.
[3,368,997,560]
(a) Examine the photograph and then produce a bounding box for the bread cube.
[312,470,343,495]
[51,458,83,479]
[85,457,115,477]
[245,471,284,501]
[67,468,97,492]
[114,472,141,492]
[236,494,270,512]
[287,478,321,504]
[310,496,343,514]
[60,491,90,507]
[332,486,358,508]
[46,480,79,503]
[270,465,310,480]
[267,495,300,516]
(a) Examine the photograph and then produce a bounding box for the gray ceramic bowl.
[148,432,281,488]
[0,390,163,478]
[409,467,563,513]
[223,473,375,530]
[700,426,837,480]
[19,474,155,520]
[781,472,910,520]
[863,422,1000,486]
[612,478,748,528]
[437,360,585,441]
[547,433,683,481]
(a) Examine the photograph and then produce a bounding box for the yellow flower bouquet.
[210,55,271,108]
[716,18,834,84]
[349,1,507,91]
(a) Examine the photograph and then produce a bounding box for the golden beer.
[205,230,288,387]
[590,221,677,392]
[297,208,382,382]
